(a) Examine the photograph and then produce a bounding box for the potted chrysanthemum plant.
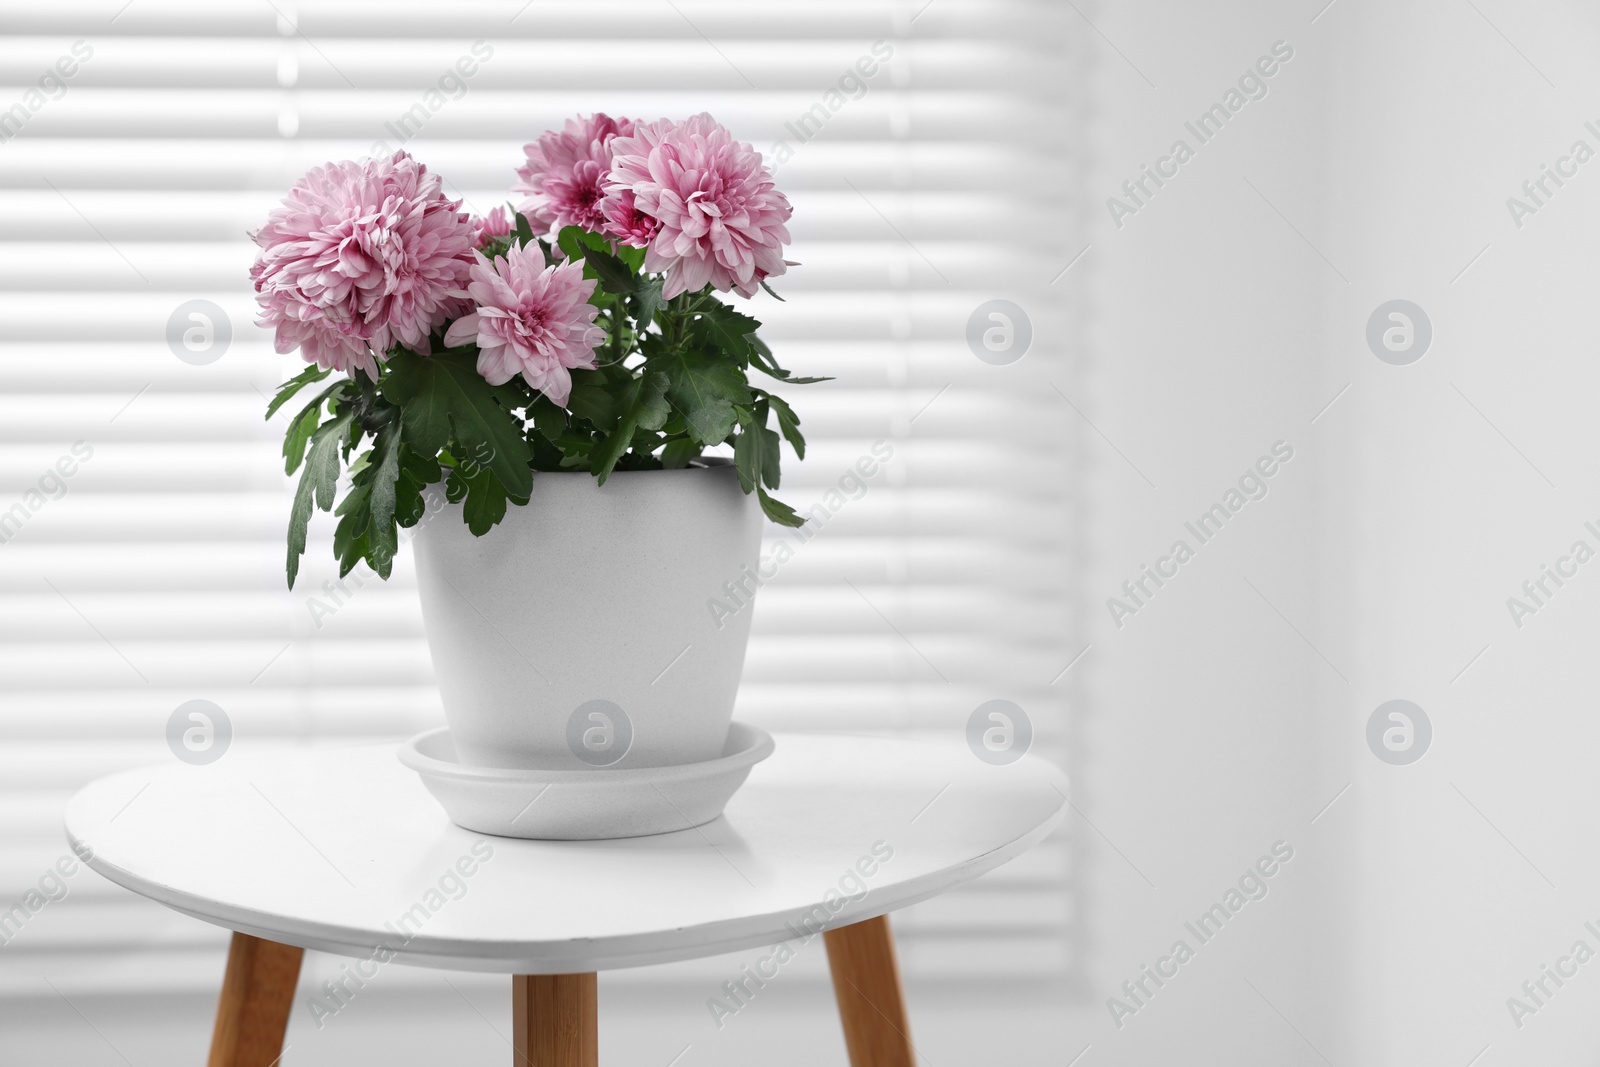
[252,113,820,782]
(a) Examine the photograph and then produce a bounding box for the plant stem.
[612,299,626,366]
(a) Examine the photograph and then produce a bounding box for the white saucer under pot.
[398,722,775,840]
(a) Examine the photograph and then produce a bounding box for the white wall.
[1075,3,1340,1062]
[1327,1,1600,1063]
[1074,1,1600,1063]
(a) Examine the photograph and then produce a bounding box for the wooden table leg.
[512,973,598,1067]
[207,932,303,1067]
[824,915,917,1067]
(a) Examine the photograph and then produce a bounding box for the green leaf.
[567,381,616,428]
[457,463,510,535]
[758,424,781,489]
[633,276,664,330]
[556,227,583,261]
[332,481,371,565]
[759,279,786,302]
[329,498,370,577]
[552,225,637,296]
[554,428,598,455]
[556,225,610,263]
[283,380,352,475]
[581,246,638,296]
[265,364,332,421]
[733,420,760,494]
[527,431,570,471]
[283,404,321,475]
[479,233,515,261]
[590,370,670,484]
[613,447,665,472]
[748,333,833,385]
[757,486,804,526]
[345,448,373,479]
[400,448,442,486]
[747,333,776,368]
[651,349,752,446]
[395,449,442,528]
[515,211,535,248]
[528,392,569,445]
[733,408,783,493]
[366,419,403,577]
[766,393,806,460]
[628,428,665,454]
[394,471,426,528]
[616,243,646,272]
[661,437,702,469]
[690,302,761,363]
[634,372,672,432]
[380,348,533,502]
[444,466,468,504]
[286,412,352,589]
[337,532,370,579]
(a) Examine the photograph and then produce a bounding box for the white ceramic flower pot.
[411,460,763,771]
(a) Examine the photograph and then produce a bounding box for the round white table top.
[64,734,1067,973]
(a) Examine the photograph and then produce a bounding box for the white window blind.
[0,0,1074,1022]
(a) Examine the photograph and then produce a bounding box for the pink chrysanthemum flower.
[250,151,476,379]
[600,188,662,248]
[471,205,514,248]
[512,113,636,235]
[604,113,792,299]
[442,243,604,407]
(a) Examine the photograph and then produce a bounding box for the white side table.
[65,733,1066,1066]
